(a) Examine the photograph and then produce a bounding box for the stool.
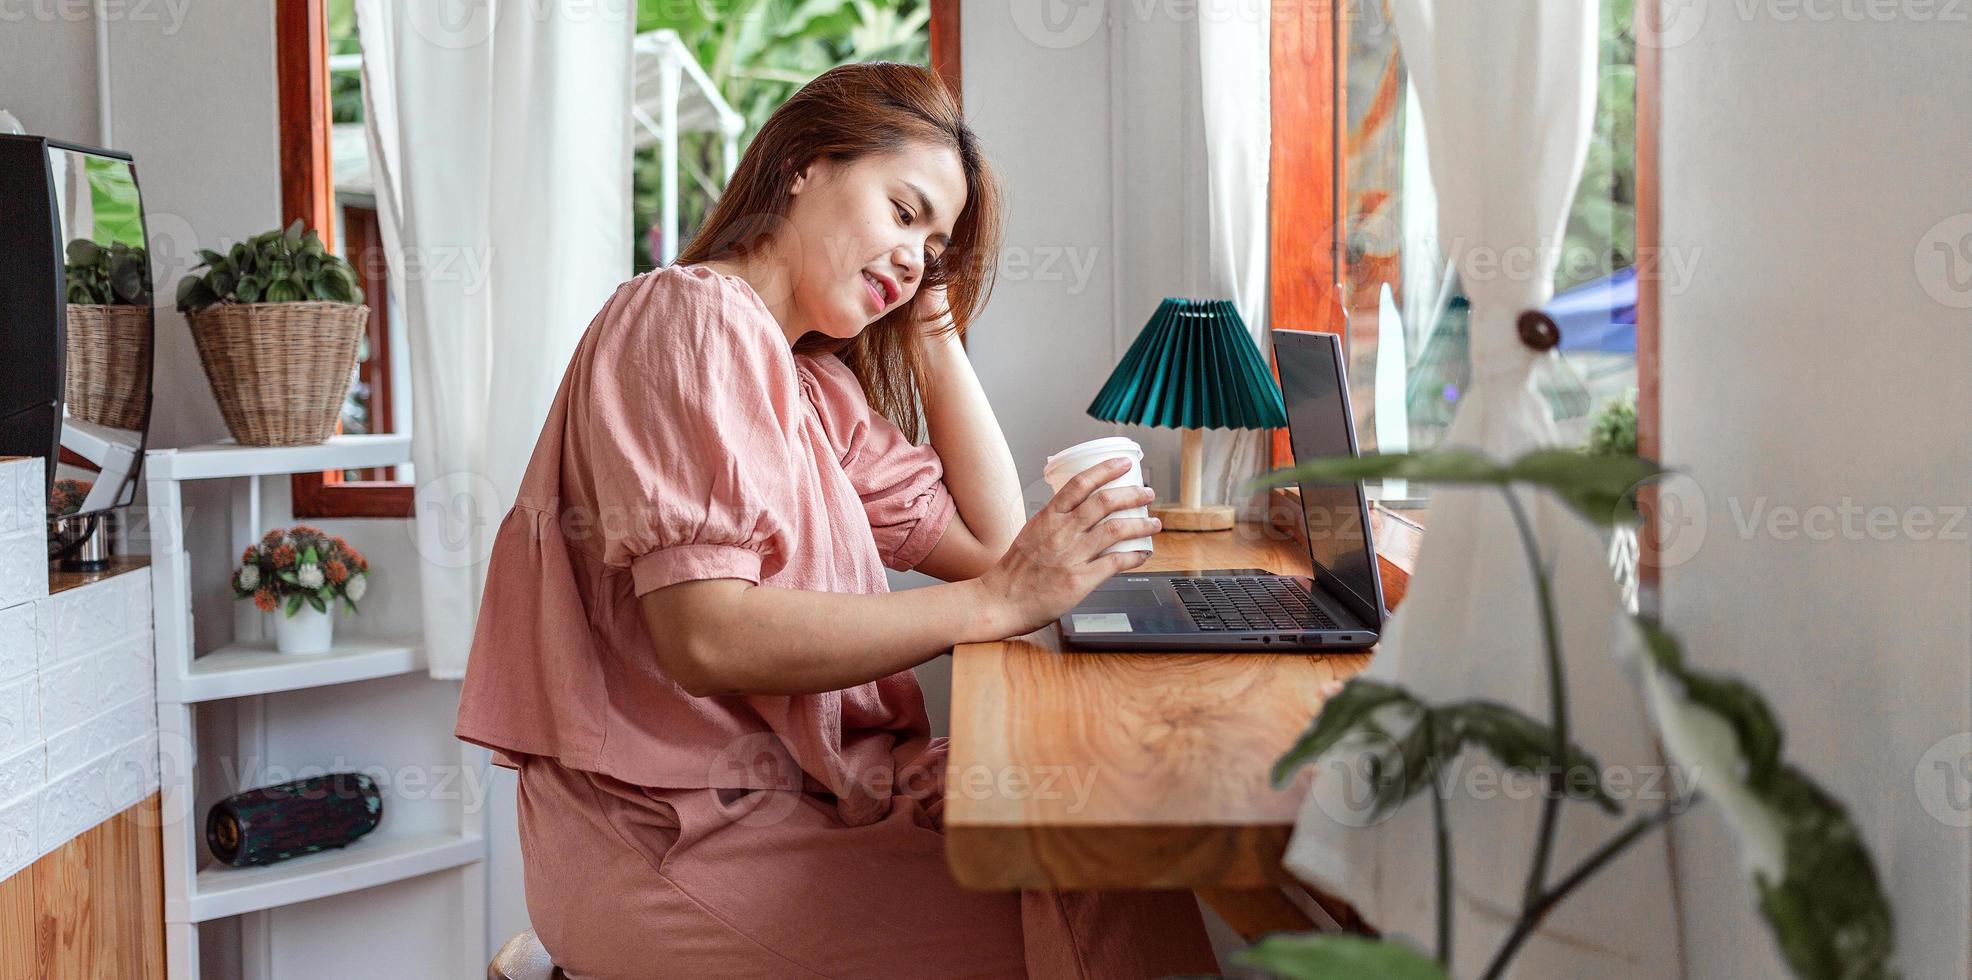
[489,929,565,980]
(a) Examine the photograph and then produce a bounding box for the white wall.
[960,4,1209,505]
[0,9,100,142]
[1659,10,1972,977]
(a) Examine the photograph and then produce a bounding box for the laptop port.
[1279,635,1297,642]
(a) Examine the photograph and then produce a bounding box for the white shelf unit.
[146,435,486,980]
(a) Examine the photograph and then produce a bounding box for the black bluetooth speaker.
[206,772,384,867]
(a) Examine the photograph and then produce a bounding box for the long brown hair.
[675,62,1002,443]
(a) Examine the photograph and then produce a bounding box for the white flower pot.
[274,604,335,655]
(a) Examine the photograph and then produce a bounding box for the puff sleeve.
[798,354,958,572]
[566,268,807,596]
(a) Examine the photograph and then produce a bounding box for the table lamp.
[1087,298,1288,531]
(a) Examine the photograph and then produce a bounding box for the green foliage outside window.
[632,0,932,271]
[1560,0,1637,292]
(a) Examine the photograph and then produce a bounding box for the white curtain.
[1194,8,1273,519]
[1282,4,1682,976]
[354,1,633,679]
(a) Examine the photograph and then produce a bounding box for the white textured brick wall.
[0,458,46,611]
[0,457,158,884]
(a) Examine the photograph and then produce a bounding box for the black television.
[0,135,155,562]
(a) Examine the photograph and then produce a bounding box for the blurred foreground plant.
[1239,450,1896,980]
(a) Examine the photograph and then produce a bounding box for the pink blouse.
[455,263,959,827]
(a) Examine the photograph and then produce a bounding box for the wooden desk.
[945,518,1399,937]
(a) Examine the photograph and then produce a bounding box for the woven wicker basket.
[186,301,369,447]
[64,304,153,431]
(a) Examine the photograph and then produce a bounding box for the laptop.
[1057,330,1386,651]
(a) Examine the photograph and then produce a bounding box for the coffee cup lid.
[1044,436,1143,478]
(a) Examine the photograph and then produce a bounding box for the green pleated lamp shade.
[1087,298,1288,430]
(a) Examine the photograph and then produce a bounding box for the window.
[628,0,946,272]
[277,2,960,517]
[1271,0,1649,510]
[275,0,414,518]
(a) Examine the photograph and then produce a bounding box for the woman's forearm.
[919,326,1025,552]
[641,577,1012,697]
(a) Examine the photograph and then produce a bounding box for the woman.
[456,63,1216,977]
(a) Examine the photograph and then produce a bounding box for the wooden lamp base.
[1150,427,1237,531]
[1149,502,1236,531]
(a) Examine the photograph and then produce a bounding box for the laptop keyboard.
[1171,577,1339,632]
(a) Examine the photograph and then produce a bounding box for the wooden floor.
[0,793,166,980]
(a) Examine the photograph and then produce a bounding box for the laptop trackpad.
[1086,587,1163,608]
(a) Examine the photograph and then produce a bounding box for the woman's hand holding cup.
[975,457,1162,638]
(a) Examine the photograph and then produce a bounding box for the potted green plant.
[175,221,368,446]
[63,238,153,430]
[233,525,371,655]
[1244,450,1896,980]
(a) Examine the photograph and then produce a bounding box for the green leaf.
[1433,700,1621,814]
[1376,712,1442,820]
[197,248,226,267]
[1237,933,1447,980]
[110,260,146,303]
[307,593,327,614]
[1634,619,1899,979]
[65,238,104,264]
[778,0,854,38]
[1272,679,1419,787]
[175,276,216,313]
[1248,449,1667,527]
[1753,769,1899,980]
[278,569,299,585]
[284,593,304,617]
[1635,621,1782,789]
[301,545,319,565]
[1249,450,1511,493]
[284,218,306,245]
[1505,449,1666,525]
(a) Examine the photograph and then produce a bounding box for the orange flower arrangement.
[232,525,371,618]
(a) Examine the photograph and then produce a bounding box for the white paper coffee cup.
[1042,435,1154,556]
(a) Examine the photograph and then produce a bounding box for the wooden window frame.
[1267,0,1344,472]
[280,4,965,519]
[279,0,415,518]
[1265,0,1661,485]
[930,0,962,106]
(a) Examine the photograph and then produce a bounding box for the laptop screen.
[1272,331,1382,626]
